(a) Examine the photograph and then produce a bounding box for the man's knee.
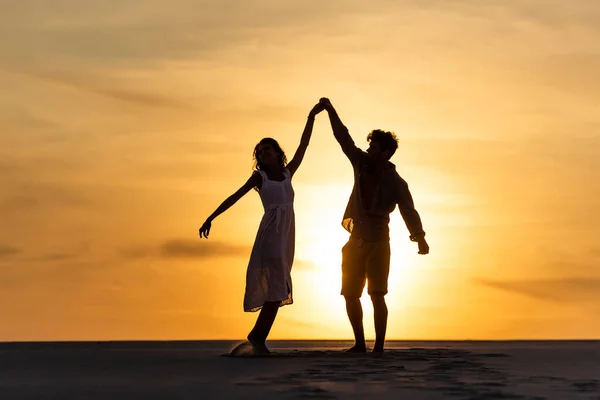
[344,296,362,310]
[369,293,386,305]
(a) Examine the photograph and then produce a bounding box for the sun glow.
[301,203,347,291]
[292,181,433,339]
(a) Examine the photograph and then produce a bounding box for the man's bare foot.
[346,344,367,353]
[372,342,384,353]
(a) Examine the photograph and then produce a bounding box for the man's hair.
[367,129,399,159]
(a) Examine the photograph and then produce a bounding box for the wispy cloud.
[0,181,91,212]
[0,245,21,258]
[12,69,191,110]
[32,253,77,262]
[536,53,600,100]
[476,277,600,303]
[160,239,248,258]
[120,239,250,260]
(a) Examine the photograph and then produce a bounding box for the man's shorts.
[341,237,391,297]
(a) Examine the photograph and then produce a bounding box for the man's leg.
[341,238,368,352]
[247,301,280,353]
[366,240,391,353]
[344,296,366,352]
[370,294,388,352]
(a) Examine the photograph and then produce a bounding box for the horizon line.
[2,338,600,344]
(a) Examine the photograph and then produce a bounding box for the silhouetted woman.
[199,101,325,354]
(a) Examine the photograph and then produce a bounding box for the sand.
[1,340,599,399]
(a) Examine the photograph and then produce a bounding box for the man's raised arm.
[320,98,359,162]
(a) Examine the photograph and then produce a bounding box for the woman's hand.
[199,220,212,239]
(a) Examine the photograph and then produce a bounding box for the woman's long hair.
[252,137,287,171]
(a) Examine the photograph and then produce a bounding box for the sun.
[294,182,352,271]
[305,225,346,282]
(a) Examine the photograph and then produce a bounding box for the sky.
[1,0,599,341]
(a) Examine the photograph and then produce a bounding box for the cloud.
[0,155,80,180]
[476,277,600,303]
[0,0,367,71]
[0,107,61,134]
[535,53,600,100]
[94,87,190,110]
[403,135,600,180]
[120,239,250,260]
[0,182,91,212]
[160,239,248,258]
[12,69,191,110]
[0,245,21,258]
[33,253,76,262]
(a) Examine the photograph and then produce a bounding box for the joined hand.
[319,97,333,110]
[310,102,326,117]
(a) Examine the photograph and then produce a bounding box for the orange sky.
[1,1,599,341]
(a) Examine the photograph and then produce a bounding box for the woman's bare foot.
[251,341,271,355]
[247,335,271,355]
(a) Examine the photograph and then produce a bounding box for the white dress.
[244,168,295,312]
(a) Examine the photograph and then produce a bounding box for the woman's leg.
[247,301,280,352]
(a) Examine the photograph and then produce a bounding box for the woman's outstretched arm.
[199,172,261,238]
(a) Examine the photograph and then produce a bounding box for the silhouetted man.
[321,97,429,353]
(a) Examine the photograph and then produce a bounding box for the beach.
[1,340,599,399]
